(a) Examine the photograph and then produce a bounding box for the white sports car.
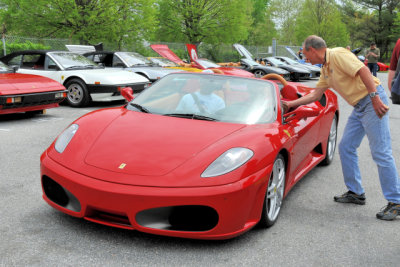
[0,50,150,107]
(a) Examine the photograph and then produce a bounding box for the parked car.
[83,51,180,82]
[230,44,290,79]
[0,50,150,107]
[40,72,339,240]
[151,44,254,78]
[0,61,66,115]
[275,56,320,78]
[262,57,311,81]
[148,57,203,72]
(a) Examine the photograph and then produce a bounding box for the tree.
[294,0,349,47]
[156,0,253,45]
[246,0,277,46]
[0,0,157,48]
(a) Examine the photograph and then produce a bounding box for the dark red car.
[0,61,66,115]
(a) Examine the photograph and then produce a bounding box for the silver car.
[84,51,182,82]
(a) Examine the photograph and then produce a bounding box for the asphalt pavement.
[1,72,400,266]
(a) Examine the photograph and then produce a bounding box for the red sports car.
[41,73,339,240]
[151,44,254,78]
[0,61,66,115]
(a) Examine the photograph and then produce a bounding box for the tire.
[258,154,286,228]
[319,114,337,166]
[65,78,91,107]
[290,73,300,82]
[254,69,266,78]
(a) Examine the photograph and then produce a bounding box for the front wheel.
[319,114,337,166]
[258,154,286,228]
[65,79,91,107]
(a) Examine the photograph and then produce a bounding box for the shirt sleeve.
[390,39,400,71]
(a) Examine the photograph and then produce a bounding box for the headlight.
[54,124,79,153]
[201,147,254,178]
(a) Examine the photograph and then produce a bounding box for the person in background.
[346,46,351,50]
[297,47,303,59]
[365,42,380,77]
[388,38,400,90]
[283,35,400,221]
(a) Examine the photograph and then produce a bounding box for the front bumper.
[40,152,272,240]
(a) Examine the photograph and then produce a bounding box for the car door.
[17,54,63,83]
[284,102,322,182]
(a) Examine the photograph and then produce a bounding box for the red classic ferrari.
[0,61,66,115]
[41,73,339,240]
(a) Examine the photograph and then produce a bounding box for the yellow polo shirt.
[316,48,381,106]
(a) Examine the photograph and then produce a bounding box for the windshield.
[267,57,285,66]
[195,59,220,68]
[149,57,178,67]
[118,52,152,66]
[126,73,277,124]
[241,58,260,67]
[50,52,99,69]
[0,61,11,72]
[281,57,299,65]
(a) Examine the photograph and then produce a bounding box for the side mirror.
[12,66,19,73]
[283,106,319,123]
[121,87,134,102]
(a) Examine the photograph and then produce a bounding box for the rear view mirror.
[121,87,134,102]
[283,106,319,123]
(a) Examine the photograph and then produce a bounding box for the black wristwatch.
[369,92,378,98]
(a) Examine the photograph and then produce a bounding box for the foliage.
[294,0,349,47]
[0,41,51,55]
[245,0,277,46]
[0,0,157,49]
[155,0,253,45]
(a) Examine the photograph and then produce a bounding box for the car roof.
[0,50,75,62]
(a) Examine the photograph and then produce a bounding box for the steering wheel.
[261,73,288,86]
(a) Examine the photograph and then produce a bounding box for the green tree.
[246,0,277,46]
[0,0,157,48]
[156,0,253,45]
[294,0,349,47]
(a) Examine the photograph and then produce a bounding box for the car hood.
[233,44,254,60]
[0,73,64,95]
[150,44,184,64]
[257,65,289,74]
[212,67,254,77]
[84,111,246,178]
[280,64,310,74]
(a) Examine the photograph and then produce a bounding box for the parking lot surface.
[1,72,400,266]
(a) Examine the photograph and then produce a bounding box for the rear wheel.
[320,114,337,166]
[259,154,286,228]
[254,69,266,78]
[65,79,91,107]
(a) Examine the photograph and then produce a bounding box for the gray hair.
[304,35,327,51]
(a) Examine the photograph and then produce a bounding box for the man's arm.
[282,87,327,112]
[358,66,388,118]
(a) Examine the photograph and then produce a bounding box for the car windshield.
[126,73,277,124]
[281,57,299,65]
[50,52,99,69]
[0,61,11,72]
[267,57,285,66]
[195,59,220,68]
[118,52,152,67]
[149,57,178,67]
[242,58,260,67]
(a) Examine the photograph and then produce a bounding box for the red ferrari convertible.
[0,61,66,115]
[41,73,339,240]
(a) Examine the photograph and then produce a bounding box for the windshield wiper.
[164,113,217,121]
[129,103,150,113]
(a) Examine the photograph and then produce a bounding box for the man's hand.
[372,96,389,118]
[281,100,291,114]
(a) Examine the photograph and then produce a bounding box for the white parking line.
[0,128,10,132]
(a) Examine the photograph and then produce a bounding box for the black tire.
[319,114,337,166]
[258,154,286,228]
[290,73,300,82]
[65,78,91,107]
[254,69,266,78]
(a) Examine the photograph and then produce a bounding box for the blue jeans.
[368,63,378,77]
[338,85,400,203]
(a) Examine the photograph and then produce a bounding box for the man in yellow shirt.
[283,35,400,220]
